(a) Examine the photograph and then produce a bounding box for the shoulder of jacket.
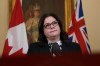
[66,42,79,44]
[29,42,40,47]
[63,41,79,46]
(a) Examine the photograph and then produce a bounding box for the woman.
[27,13,82,56]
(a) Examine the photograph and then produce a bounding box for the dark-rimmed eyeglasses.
[44,21,58,29]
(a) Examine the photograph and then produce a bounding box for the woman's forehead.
[44,16,56,23]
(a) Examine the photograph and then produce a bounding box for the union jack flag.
[68,0,91,54]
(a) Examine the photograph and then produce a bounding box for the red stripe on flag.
[2,39,12,57]
[9,0,24,28]
[2,39,26,58]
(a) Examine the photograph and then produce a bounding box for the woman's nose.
[50,24,55,29]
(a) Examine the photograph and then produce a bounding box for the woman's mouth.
[50,30,57,33]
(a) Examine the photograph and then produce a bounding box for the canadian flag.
[2,0,28,57]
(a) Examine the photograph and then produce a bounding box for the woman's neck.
[47,36,60,43]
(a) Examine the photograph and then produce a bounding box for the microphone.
[51,42,61,57]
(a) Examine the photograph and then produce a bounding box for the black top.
[27,41,82,56]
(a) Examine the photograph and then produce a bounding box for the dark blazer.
[27,41,82,56]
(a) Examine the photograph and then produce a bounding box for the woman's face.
[43,16,60,39]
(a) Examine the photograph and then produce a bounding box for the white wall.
[82,0,100,53]
[0,0,9,56]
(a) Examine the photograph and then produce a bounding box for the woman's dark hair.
[38,13,68,43]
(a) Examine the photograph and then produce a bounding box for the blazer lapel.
[40,42,51,54]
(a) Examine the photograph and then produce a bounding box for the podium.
[0,53,100,66]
